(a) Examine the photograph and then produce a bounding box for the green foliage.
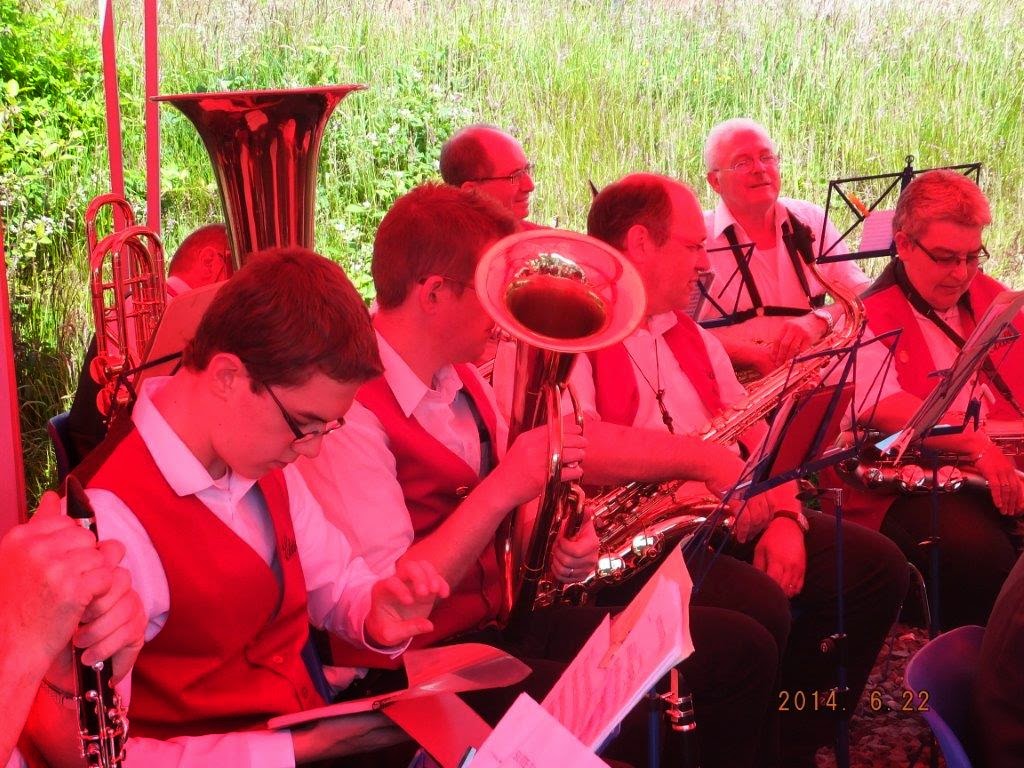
[5,0,1024,503]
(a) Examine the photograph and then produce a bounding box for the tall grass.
[6,0,1024,501]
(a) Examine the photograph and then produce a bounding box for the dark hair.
[438,124,503,186]
[168,223,230,276]
[587,173,674,250]
[893,169,992,241]
[183,247,382,387]
[372,182,517,309]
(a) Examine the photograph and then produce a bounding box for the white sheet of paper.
[859,209,895,253]
[469,693,607,768]
[541,547,694,750]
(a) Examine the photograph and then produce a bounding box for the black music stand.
[680,329,899,768]
[696,241,756,328]
[818,157,983,265]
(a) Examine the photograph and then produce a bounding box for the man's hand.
[753,516,807,598]
[975,442,1024,515]
[0,493,126,674]
[499,422,586,508]
[550,515,600,583]
[290,712,407,764]
[730,494,773,544]
[772,313,828,366]
[75,553,147,683]
[365,559,450,648]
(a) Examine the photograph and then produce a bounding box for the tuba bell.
[475,230,646,628]
[155,85,364,271]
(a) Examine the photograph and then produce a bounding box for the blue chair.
[904,624,985,768]
[47,411,77,483]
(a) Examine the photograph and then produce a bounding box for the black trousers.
[602,511,907,767]
[880,489,1019,629]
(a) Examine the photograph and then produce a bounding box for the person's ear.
[893,231,912,261]
[624,223,650,262]
[706,169,722,195]
[417,275,447,313]
[206,352,247,400]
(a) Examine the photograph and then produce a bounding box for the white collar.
[374,331,464,418]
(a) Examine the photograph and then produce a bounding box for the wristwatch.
[772,508,810,534]
[809,307,835,335]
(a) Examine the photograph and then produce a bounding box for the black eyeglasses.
[264,384,344,446]
[716,151,781,174]
[910,236,990,269]
[471,163,535,184]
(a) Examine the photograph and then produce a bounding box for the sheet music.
[858,210,895,253]
[888,289,1024,459]
[469,694,607,768]
[541,547,694,749]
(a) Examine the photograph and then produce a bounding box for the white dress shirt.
[84,377,391,768]
[297,332,509,576]
[702,197,870,318]
[569,312,748,434]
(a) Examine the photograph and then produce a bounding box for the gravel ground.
[814,624,946,768]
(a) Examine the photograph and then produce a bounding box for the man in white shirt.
[580,172,908,767]
[300,183,802,768]
[700,118,871,376]
[36,248,450,768]
[2,497,144,768]
[828,169,1023,629]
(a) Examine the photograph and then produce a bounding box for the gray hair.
[703,118,775,172]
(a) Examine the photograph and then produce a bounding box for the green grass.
[5,0,1024,503]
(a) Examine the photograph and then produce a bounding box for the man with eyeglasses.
[699,118,871,377]
[56,248,451,767]
[439,124,541,229]
[828,169,1023,629]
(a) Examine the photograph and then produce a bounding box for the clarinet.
[65,476,129,768]
[661,669,700,767]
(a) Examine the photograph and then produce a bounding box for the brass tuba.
[563,237,867,604]
[85,194,166,418]
[155,85,363,271]
[475,230,646,627]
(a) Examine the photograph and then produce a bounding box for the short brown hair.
[184,248,381,387]
[587,173,674,250]
[893,169,992,241]
[372,183,517,309]
[439,124,501,186]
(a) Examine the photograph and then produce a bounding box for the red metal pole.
[0,216,28,531]
[144,0,161,232]
[100,0,128,230]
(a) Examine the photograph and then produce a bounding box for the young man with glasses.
[62,248,451,767]
[828,168,1023,628]
[699,118,871,377]
[439,124,540,228]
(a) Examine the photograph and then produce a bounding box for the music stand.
[682,329,899,768]
[696,242,756,328]
[818,157,983,264]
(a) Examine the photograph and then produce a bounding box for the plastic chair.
[47,411,78,483]
[904,624,985,768]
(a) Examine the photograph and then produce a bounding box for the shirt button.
[455,486,470,498]
[272,655,284,664]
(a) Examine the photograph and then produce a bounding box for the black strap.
[460,390,494,477]
[893,261,1024,416]
[780,211,826,308]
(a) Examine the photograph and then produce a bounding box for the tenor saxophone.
[562,224,866,605]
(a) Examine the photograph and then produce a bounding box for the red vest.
[586,312,724,426]
[82,428,323,738]
[332,364,502,669]
[862,270,1024,417]
[822,269,1024,529]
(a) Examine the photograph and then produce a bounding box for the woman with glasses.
[825,168,1023,630]
[699,118,872,378]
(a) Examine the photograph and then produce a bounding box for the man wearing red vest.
[50,248,450,767]
[835,169,1023,628]
[300,183,798,768]
[574,173,907,767]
